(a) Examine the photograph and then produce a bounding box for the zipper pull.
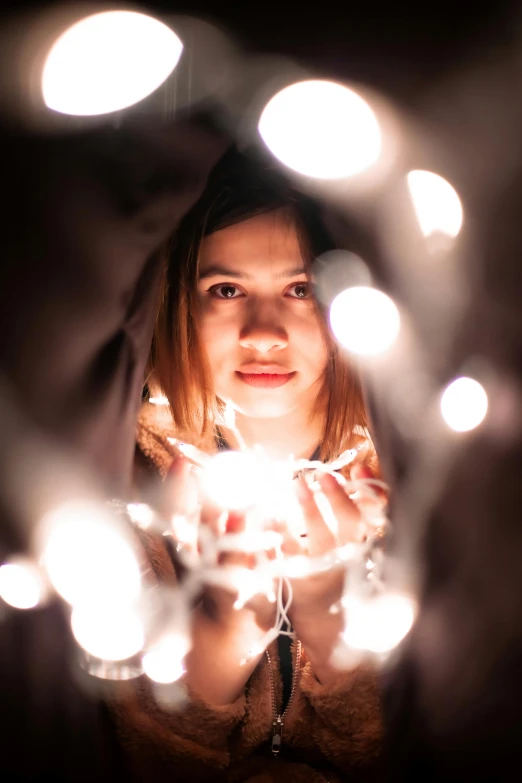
[271,716,283,756]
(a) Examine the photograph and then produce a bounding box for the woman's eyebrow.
[198,264,307,280]
[275,266,307,279]
[198,264,250,280]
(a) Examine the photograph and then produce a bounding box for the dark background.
[150,0,516,103]
[1,2,522,781]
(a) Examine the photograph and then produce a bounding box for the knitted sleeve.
[108,679,247,782]
[106,529,249,782]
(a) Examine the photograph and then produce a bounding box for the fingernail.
[319,472,338,491]
[167,455,185,477]
[225,512,243,533]
[350,464,373,481]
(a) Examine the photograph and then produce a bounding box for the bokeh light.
[41,501,142,606]
[171,514,198,550]
[343,593,416,653]
[0,559,44,609]
[259,80,381,179]
[71,603,144,661]
[312,251,373,309]
[407,170,463,238]
[143,632,189,684]
[149,395,169,406]
[440,376,488,432]
[127,503,154,530]
[203,451,268,510]
[42,11,183,116]
[329,286,400,356]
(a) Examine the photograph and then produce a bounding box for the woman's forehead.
[199,211,304,274]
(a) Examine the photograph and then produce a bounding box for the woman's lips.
[236,371,295,388]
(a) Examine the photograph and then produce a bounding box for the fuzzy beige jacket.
[108,402,383,783]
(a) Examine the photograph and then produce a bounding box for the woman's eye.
[286,282,311,299]
[209,284,244,299]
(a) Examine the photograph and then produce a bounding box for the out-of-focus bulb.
[440,376,488,432]
[204,448,297,524]
[149,395,169,406]
[71,603,144,661]
[143,632,189,684]
[127,503,154,530]
[42,11,183,116]
[329,286,400,356]
[0,559,44,609]
[171,514,198,550]
[407,170,463,238]
[204,451,257,509]
[41,501,142,606]
[343,592,415,653]
[259,80,381,179]
[204,451,289,511]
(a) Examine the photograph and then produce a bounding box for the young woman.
[110,148,383,782]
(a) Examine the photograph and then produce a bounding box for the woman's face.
[197,210,329,419]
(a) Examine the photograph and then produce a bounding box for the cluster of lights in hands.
[0,429,414,694]
[155,431,413,669]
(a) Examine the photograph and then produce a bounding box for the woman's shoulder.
[133,402,186,581]
[135,400,181,480]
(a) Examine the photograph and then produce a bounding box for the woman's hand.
[283,465,385,685]
[164,455,278,705]
[200,509,278,635]
[167,454,278,630]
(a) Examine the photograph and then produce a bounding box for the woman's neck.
[230,407,323,461]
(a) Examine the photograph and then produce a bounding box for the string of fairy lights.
[0,6,495,700]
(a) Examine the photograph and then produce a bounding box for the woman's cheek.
[200,321,235,370]
[296,316,329,366]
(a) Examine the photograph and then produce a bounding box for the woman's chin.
[230,396,295,420]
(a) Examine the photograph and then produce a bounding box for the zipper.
[266,639,302,757]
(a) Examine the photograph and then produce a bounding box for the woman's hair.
[149,146,369,461]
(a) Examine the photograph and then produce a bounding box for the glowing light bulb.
[203,449,296,521]
[407,170,463,238]
[127,503,154,530]
[41,501,142,606]
[203,451,262,510]
[143,632,189,684]
[71,603,144,661]
[259,80,381,179]
[171,514,198,551]
[149,395,169,406]
[42,11,183,116]
[329,286,400,356]
[0,559,43,609]
[440,376,488,432]
[343,593,415,653]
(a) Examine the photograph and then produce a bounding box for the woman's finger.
[348,464,387,530]
[296,477,336,556]
[350,464,387,504]
[218,512,256,569]
[318,472,360,545]
[166,455,199,516]
[164,456,201,553]
[271,519,304,557]
[199,497,226,536]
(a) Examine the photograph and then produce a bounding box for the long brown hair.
[149,147,369,462]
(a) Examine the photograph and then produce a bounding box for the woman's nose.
[238,308,288,353]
